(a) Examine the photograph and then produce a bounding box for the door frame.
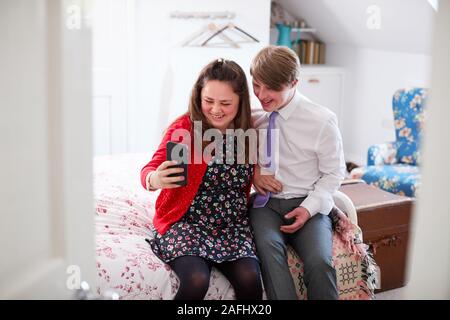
[0,0,95,299]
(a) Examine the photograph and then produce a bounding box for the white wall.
[92,0,135,155]
[327,44,432,164]
[129,0,271,153]
[279,0,435,55]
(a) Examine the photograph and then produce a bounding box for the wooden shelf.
[300,65,344,73]
[291,28,316,33]
[271,28,316,34]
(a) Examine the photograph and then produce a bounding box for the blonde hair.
[250,45,300,91]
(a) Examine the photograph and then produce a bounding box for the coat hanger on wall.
[201,23,259,47]
[170,11,236,20]
[181,23,240,48]
[179,22,259,48]
[171,9,259,49]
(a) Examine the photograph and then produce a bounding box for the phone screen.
[166,141,188,186]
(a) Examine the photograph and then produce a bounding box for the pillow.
[392,88,427,165]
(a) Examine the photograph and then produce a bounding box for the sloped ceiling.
[278,0,435,54]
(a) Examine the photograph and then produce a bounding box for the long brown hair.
[188,59,252,162]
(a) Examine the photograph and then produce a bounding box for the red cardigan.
[141,114,253,235]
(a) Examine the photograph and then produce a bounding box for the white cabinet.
[299,66,344,130]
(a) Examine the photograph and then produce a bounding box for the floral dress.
[150,136,257,263]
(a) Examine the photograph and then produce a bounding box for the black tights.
[168,256,262,300]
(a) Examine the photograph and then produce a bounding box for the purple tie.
[253,111,278,208]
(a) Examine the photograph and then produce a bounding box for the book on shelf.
[293,40,326,65]
[319,42,325,64]
[314,42,320,64]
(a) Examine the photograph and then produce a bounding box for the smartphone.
[166,141,188,186]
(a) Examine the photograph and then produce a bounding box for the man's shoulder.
[297,94,337,124]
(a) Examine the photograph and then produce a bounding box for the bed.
[94,153,378,300]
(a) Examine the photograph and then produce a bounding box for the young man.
[249,45,346,300]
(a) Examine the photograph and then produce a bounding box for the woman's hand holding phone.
[150,161,185,189]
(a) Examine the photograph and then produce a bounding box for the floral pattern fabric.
[393,88,427,165]
[351,88,427,197]
[367,142,397,166]
[94,153,376,300]
[150,136,257,263]
[351,165,420,197]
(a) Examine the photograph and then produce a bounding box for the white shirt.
[252,90,346,217]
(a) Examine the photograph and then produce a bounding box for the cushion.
[392,88,427,165]
[352,164,420,197]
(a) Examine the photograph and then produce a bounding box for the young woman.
[140,59,262,300]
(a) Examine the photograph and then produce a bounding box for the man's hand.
[280,207,311,234]
[253,165,283,195]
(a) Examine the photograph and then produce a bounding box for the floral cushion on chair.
[367,142,397,166]
[393,88,427,166]
[351,165,420,197]
[94,153,377,300]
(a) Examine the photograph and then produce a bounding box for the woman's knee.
[175,270,210,300]
[238,266,261,284]
[233,274,262,300]
[231,260,263,299]
[183,271,210,292]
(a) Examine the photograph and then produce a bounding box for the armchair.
[350,88,427,197]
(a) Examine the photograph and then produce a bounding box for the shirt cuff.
[260,166,274,176]
[300,196,321,217]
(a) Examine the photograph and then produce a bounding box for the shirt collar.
[276,90,300,121]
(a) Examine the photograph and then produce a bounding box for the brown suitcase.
[339,181,414,292]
